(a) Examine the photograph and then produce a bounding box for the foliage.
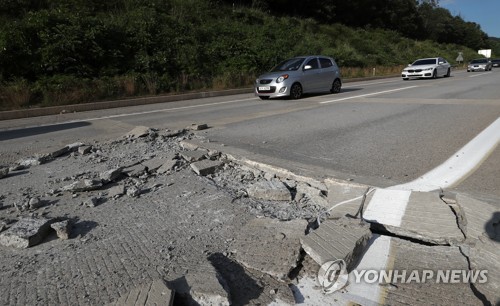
[0,0,493,109]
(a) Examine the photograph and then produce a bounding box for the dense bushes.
[0,0,491,110]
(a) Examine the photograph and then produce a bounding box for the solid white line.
[343,79,400,88]
[469,72,492,78]
[320,86,418,104]
[392,116,500,191]
[1,97,259,131]
[345,116,500,304]
[79,97,259,122]
[363,189,412,226]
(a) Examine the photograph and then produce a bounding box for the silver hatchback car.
[255,56,342,100]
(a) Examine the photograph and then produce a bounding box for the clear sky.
[439,0,500,38]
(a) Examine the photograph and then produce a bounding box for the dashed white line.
[320,86,418,104]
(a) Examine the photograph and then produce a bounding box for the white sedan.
[402,57,451,80]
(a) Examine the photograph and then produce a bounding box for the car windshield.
[492,59,500,62]
[470,59,487,64]
[271,58,305,72]
[412,59,437,66]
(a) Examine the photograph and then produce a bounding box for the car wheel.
[330,79,341,94]
[432,69,437,79]
[259,96,270,100]
[445,68,451,77]
[290,83,302,99]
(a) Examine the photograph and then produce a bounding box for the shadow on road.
[485,212,500,242]
[0,121,91,141]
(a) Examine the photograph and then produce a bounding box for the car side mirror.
[408,64,412,67]
[439,62,444,65]
[303,65,312,70]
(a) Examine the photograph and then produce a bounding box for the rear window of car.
[412,59,437,65]
[470,59,487,64]
[319,58,333,68]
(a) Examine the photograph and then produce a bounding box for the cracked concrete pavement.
[0,125,498,305]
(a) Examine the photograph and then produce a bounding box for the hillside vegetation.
[0,0,496,110]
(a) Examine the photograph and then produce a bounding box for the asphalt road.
[1,69,499,203]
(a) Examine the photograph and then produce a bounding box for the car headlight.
[423,68,433,71]
[277,74,289,83]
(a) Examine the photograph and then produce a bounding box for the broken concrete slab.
[467,237,500,305]
[187,123,208,131]
[300,218,372,271]
[190,160,224,176]
[247,181,292,202]
[232,218,307,280]
[456,194,499,241]
[78,145,92,155]
[0,217,53,248]
[50,220,70,240]
[157,160,179,174]
[100,168,123,183]
[16,157,42,167]
[324,178,373,216]
[169,260,230,306]
[83,197,100,208]
[62,179,103,192]
[35,146,70,162]
[162,129,185,138]
[0,166,9,179]
[126,186,141,197]
[141,158,167,172]
[124,164,147,177]
[28,197,43,209]
[125,126,151,138]
[110,279,174,306]
[181,150,207,162]
[364,190,465,245]
[383,237,479,305]
[107,184,125,198]
[179,140,199,151]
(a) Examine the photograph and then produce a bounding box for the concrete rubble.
[300,218,372,271]
[0,124,497,306]
[100,168,123,183]
[364,189,465,245]
[232,218,307,280]
[50,220,71,240]
[190,160,224,176]
[62,179,103,192]
[247,181,292,201]
[383,237,479,305]
[0,217,53,248]
[124,126,153,138]
[181,150,207,162]
[110,279,174,306]
[169,260,230,306]
[0,166,9,179]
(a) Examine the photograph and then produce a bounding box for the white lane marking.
[349,116,500,305]
[1,97,259,131]
[320,86,418,104]
[363,189,412,226]
[344,235,392,305]
[469,72,492,78]
[76,97,259,122]
[343,79,401,88]
[392,116,500,191]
